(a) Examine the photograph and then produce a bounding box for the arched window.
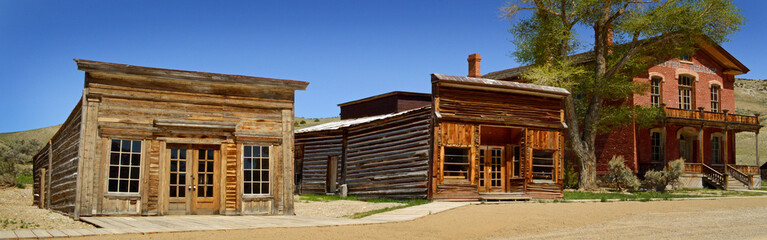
[678,75,694,110]
[711,85,720,112]
[651,77,662,107]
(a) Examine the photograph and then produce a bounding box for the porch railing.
[683,163,702,174]
[663,107,760,125]
[730,165,761,175]
[701,163,726,189]
[726,164,754,189]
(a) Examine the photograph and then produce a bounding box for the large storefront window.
[108,139,142,193]
[443,147,470,181]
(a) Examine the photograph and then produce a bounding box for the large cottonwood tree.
[503,0,744,190]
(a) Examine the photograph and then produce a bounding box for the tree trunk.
[576,147,598,191]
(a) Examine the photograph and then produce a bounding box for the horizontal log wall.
[32,143,50,208]
[296,133,343,194]
[345,109,431,199]
[32,101,83,215]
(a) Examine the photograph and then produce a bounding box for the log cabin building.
[296,56,569,200]
[32,59,308,219]
[484,39,763,189]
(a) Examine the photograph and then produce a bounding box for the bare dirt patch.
[293,198,405,218]
[0,186,93,230]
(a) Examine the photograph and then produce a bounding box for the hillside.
[295,117,340,129]
[734,78,767,166]
[0,124,61,145]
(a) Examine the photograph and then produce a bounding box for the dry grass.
[733,79,767,166]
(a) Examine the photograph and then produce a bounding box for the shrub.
[606,155,640,191]
[643,158,684,192]
[300,120,306,124]
[314,119,320,122]
[562,157,579,189]
[0,159,18,188]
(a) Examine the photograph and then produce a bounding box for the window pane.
[198,188,204,197]
[262,158,269,169]
[171,148,178,159]
[171,160,178,172]
[120,167,130,178]
[108,179,118,192]
[199,149,205,159]
[170,186,177,197]
[110,153,120,165]
[244,183,252,194]
[131,154,141,166]
[129,180,139,192]
[111,140,121,152]
[206,174,213,185]
[178,187,185,197]
[207,150,214,160]
[121,153,130,165]
[253,171,260,182]
[132,141,141,153]
[253,147,261,158]
[254,182,261,194]
[119,180,129,192]
[206,187,213,197]
[244,146,252,157]
[244,170,252,181]
[261,183,269,194]
[179,149,186,159]
[262,147,269,158]
[179,161,186,172]
[130,167,140,179]
[207,161,214,172]
[261,171,269,182]
[170,174,177,184]
[109,166,119,178]
[179,173,186,184]
[244,159,252,170]
[121,140,132,152]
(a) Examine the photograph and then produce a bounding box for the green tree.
[503,0,743,190]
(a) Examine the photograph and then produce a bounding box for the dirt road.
[69,197,767,240]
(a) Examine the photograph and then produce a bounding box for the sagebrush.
[606,155,640,191]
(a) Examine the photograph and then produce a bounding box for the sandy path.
[66,197,767,240]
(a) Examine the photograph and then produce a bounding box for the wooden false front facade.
[430,74,569,200]
[294,74,569,200]
[32,59,308,219]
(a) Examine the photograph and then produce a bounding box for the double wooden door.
[167,146,219,215]
[478,146,506,192]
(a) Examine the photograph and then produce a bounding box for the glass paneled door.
[478,146,505,192]
[166,146,220,215]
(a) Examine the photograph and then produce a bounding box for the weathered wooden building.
[32,59,308,219]
[296,58,569,200]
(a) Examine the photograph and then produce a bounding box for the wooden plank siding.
[437,86,563,129]
[33,59,307,217]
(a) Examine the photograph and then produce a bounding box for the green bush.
[0,159,17,188]
[562,157,579,189]
[643,158,684,192]
[300,120,306,124]
[606,155,640,191]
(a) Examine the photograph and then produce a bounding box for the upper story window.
[680,54,692,62]
[108,139,142,193]
[678,75,694,110]
[243,145,270,195]
[650,77,662,107]
[711,85,720,112]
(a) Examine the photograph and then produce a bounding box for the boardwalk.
[0,202,468,239]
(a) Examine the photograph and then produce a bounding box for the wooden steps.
[525,182,563,199]
[479,193,530,201]
[433,184,479,200]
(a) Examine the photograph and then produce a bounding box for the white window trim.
[241,144,272,197]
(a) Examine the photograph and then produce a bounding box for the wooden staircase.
[700,163,753,190]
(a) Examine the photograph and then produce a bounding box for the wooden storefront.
[430,74,568,200]
[32,59,308,219]
[295,74,569,200]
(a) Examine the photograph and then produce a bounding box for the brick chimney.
[467,53,482,78]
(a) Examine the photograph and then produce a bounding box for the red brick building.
[484,40,762,189]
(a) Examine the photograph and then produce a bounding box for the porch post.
[723,127,729,165]
[756,129,760,167]
[661,103,667,166]
[698,124,704,164]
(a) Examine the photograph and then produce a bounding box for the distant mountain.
[0,124,61,146]
[734,78,766,166]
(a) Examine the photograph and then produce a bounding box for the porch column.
[698,124,704,164]
[722,126,730,164]
[756,129,760,167]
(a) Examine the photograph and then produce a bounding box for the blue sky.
[0,0,765,133]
